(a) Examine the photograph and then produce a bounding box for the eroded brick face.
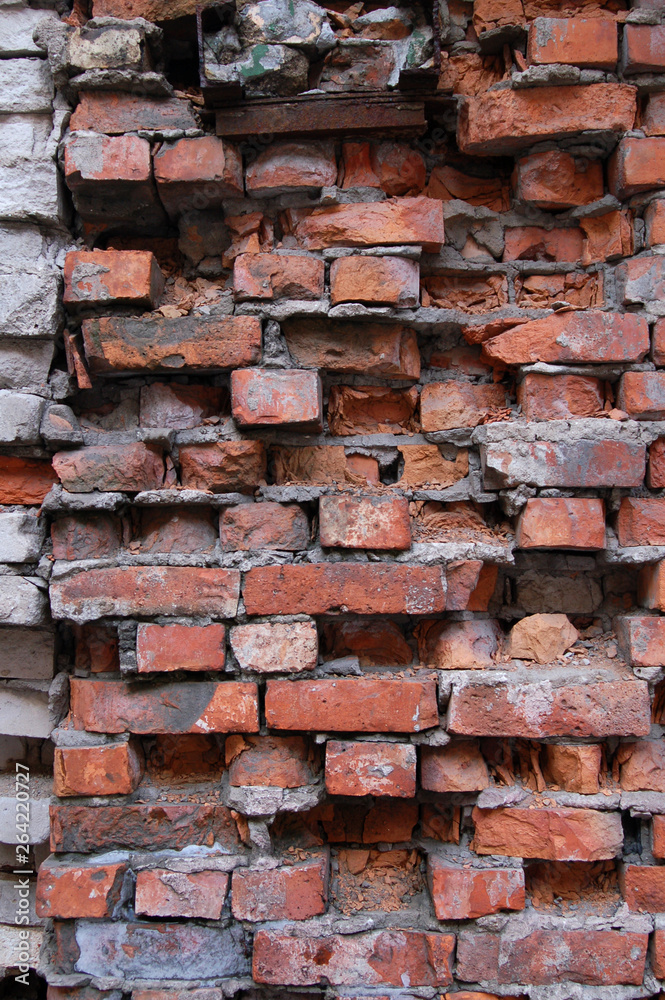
[8,4,665,996]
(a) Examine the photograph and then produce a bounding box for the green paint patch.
[240,44,270,78]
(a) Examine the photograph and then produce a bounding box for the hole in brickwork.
[0,972,47,999]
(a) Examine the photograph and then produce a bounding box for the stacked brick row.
[4,0,665,997]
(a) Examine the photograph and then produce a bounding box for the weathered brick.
[517,373,604,421]
[616,498,665,546]
[618,255,665,307]
[51,567,240,622]
[231,368,322,430]
[246,141,337,196]
[135,869,229,919]
[325,741,416,797]
[517,498,606,549]
[420,382,505,431]
[398,444,469,489]
[69,677,259,734]
[610,138,665,199]
[233,253,324,301]
[153,137,243,215]
[272,445,380,485]
[140,384,227,430]
[230,621,318,673]
[179,440,266,492]
[482,311,648,365]
[64,133,162,226]
[581,209,633,263]
[50,803,239,852]
[222,502,308,551]
[323,620,412,667]
[482,432,645,488]
[458,84,636,155]
[232,858,327,921]
[654,816,665,858]
[64,249,164,309]
[421,742,490,792]
[330,255,420,307]
[136,623,226,673]
[138,508,218,555]
[226,734,317,787]
[319,495,411,550]
[619,741,665,792]
[472,806,623,860]
[649,437,665,487]
[644,92,665,136]
[82,315,262,375]
[265,678,438,733]
[652,928,665,979]
[283,319,420,379]
[622,865,665,912]
[51,513,122,561]
[244,564,446,615]
[503,225,584,262]
[449,679,650,737]
[318,800,419,844]
[294,197,445,251]
[253,930,454,986]
[639,557,665,611]
[53,443,164,493]
[0,455,57,504]
[328,385,418,435]
[543,744,601,794]
[92,0,198,16]
[54,743,143,797]
[527,17,617,68]
[645,199,665,248]
[70,91,197,133]
[36,859,126,919]
[618,371,665,419]
[623,23,665,74]
[616,615,665,666]
[428,859,525,920]
[417,618,502,670]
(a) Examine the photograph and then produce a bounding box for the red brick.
[328,385,418,435]
[527,17,617,68]
[153,137,243,215]
[472,806,623,861]
[622,865,665,912]
[482,436,646,488]
[272,445,380,486]
[135,869,228,919]
[244,564,446,615]
[54,743,143,797]
[330,256,420,307]
[246,141,337,196]
[265,678,438,733]
[70,91,197,134]
[317,800,419,843]
[63,134,160,226]
[233,253,324,301]
[623,23,665,74]
[645,199,665,248]
[138,508,217,555]
[92,0,197,16]
[649,438,665,487]
[221,502,308,552]
[0,455,57,504]
[64,250,164,309]
[417,618,502,670]
[446,560,497,612]
[53,443,164,493]
[482,311,648,365]
[639,560,665,612]
[51,514,122,560]
[652,928,665,979]
[420,381,505,431]
[69,677,258,734]
[51,566,240,621]
[609,138,665,199]
[617,498,665,546]
[82,315,262,374]
[323,620,412,667]
[616,615,665,666]
[421,742,489,792]
[319,495,411,550]
[618,371,665,418]
[50,803,239,852]
[140,384,226,430]
[654,816,665,858]
[512,150,604,210]
[136,623,226,673]
[458,84,636,155]
[226,734,318,787]
[503,225,584,262]
[294,197,445,251]
[231,368,322,430]
[229,621,318,674]
[179,440,266,492]
[449,679,651,737]
[517,498,606,549]
[618,255,665,306]
[283,319,420,379]
[425,274,509,313]
[428,860,524,920]
[74,623,119,674]
[655,317,665,365]
[232,858,327,921]
[36,859,126,919]
[581,210,633,263]
[619,740,665,792]
[543,744,601,794]
[644,92,665,136]
[325,741,416,797]
[517,373,604,420]
[370,142,427,196]
[252,930,454,987]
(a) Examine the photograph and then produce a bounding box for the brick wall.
[2,0,665,997]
